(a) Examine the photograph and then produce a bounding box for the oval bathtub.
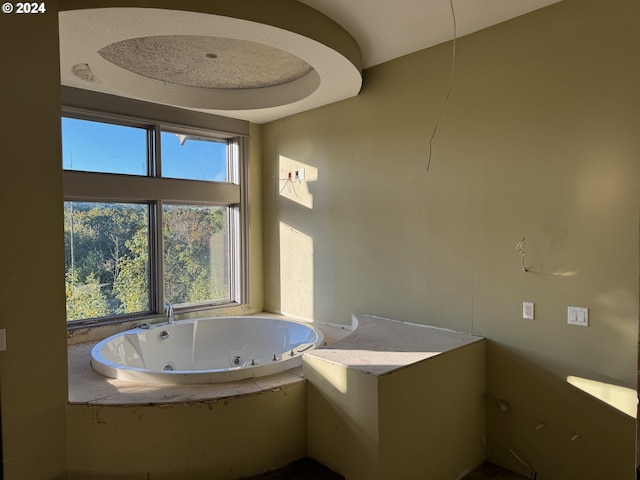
[90,316,324,384]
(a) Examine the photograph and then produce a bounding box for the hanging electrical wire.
[426,0,457,172]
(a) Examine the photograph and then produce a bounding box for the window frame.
[62,105,250,328]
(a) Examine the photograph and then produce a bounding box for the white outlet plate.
[523,302,534,320]
[0,328,6,351]
[568,306,588,327]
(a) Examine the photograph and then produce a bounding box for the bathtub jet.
[90,316,324,384]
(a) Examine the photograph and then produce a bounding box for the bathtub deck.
[67,320,352,405]
[306,312,483,376]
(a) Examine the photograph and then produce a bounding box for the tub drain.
[232,356,243,366]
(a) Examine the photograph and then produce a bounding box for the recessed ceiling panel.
[59,6,363,123]
[98,35,315,90]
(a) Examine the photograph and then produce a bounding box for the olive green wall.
[0,2,69,478]
[261,0,640,478]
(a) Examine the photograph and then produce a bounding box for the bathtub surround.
[67,382,308,479]
[66,319,352,478]
[305,314,486,479]
[67,338,310,478]
[67,314,483,479]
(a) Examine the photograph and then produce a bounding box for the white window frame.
[62,90,250,328]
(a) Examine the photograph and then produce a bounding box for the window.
[160,130,228,181]
[162,204,229,304]
[62,112,247,326]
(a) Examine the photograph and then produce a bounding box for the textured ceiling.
[98,36,314,90]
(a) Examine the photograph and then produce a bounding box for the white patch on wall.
[279,222,314,320]
[278,155,317,209]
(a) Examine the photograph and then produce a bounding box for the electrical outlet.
[523,302,534,320]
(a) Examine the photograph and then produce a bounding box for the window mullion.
[151,200,164,316]
[153,125,161,178]
[238,137,250,304]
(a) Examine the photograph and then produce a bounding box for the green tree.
[113,227,149,313]
[163,206,227,304]
[65,271,109,321]
[64,202,147,320]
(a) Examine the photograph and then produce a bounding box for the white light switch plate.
[568,306,588,327]
[523,302,534,320]
[0,328,6,351]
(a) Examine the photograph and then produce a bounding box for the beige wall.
[262,0,640,478]
[0,2,69,478]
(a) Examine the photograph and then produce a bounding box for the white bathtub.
[90,316,324,384]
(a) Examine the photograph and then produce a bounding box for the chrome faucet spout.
[166,303,175,325]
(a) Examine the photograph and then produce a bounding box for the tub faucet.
[166,303,175,325]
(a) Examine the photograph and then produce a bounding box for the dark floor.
[462,462,529,480]
[240,458,529,479]
[240,458,344,480]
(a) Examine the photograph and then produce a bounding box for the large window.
[62,112,247,326]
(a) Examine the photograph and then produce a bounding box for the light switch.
[523,302,534,320]
[0,328,6,351]
[568,306,588,327]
